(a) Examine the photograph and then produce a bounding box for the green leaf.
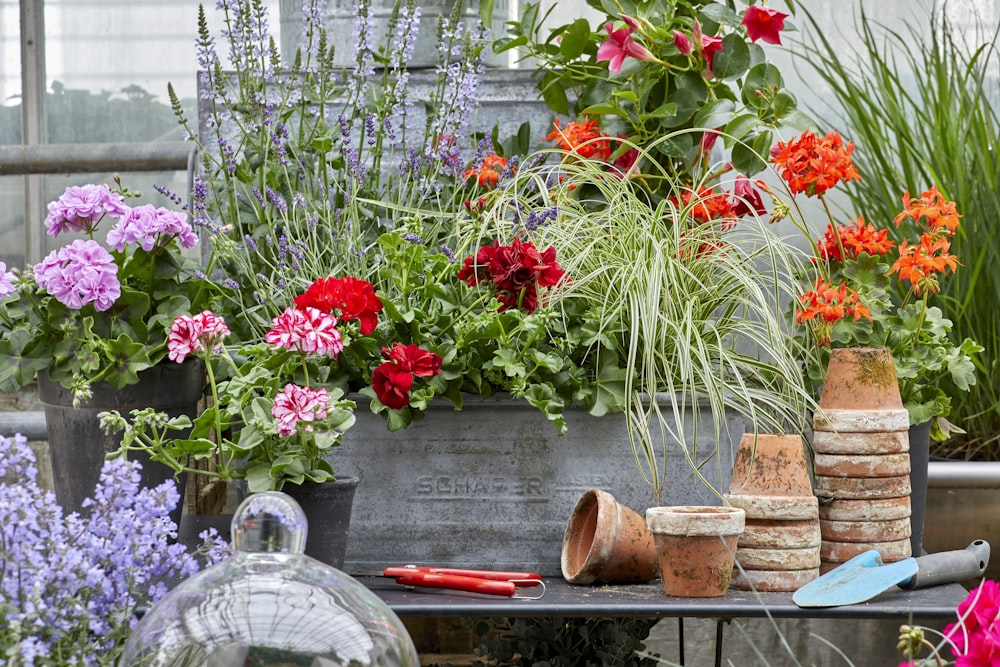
[559,19,591,60]
[723,113,759,146]
[742,63,784,108]
[712,34,751,80]
[479,0,496,30]
[772,89,799,121]
[103,335,153,388]
[539,71,570,116]
[700,3,741,27]
[692,99,736,131]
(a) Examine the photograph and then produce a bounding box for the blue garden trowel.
[793,540,990,608]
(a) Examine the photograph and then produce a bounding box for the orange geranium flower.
[888,234,959,295]
[816,216,895,262]
[770,130,861,197]
[795,278,871,346]
[464,153,510,188]
[545,118,612,161]
[893,186,961,235]
[670,186,737,228]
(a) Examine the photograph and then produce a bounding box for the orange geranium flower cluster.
[464,153,510,189]
[545,118,612,161]
[887,186,961,295]
[816,216,895,262]
[795,277,871,345]
[668,186,738,230]
[770,130,861,197]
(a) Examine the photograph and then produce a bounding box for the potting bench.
[359,576,969,666]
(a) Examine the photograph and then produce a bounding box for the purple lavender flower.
[403,233,423,244]
[107,205,199,251]
[439,244,457,263]
[0,261,15,298]
[43,184,127,237]
[34,239,121,311]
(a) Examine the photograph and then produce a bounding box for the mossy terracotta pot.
[560,488,659,585]
[818,347,903,412]
[646,505,745,597]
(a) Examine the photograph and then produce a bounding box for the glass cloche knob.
[121,492,419,666]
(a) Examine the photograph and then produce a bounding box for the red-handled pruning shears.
[383,565,546,599]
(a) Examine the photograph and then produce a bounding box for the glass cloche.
[122,492,419,666]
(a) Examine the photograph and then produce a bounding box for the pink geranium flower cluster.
[167,310,232,363]
[33,239,121,311]
[271,384,331,437]
[106,204,199,252]
[944,579,1000,664]
[43,183,128,236]
[265,307,344,357]
[0,262,16,299]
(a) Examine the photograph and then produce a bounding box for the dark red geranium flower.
[459,238,565,313]
[295,275,383,335]
[371,362,414,410]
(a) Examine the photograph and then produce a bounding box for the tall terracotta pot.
[561,488,659,585]
[282,476,360,569]
[37,360,205,519]
[645,505,745,597]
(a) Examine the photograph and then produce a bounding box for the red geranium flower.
[384,343,443,378]
[294,275,383,335]
[371,362,414,410]
[459,238,565,313]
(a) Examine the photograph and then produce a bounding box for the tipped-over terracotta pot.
[561,488,659,585]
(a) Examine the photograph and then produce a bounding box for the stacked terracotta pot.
[723,433,821,592]
[813,348,912,572]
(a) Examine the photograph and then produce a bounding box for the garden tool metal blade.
[793,540,990,608]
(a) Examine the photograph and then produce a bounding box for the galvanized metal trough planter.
[334,394,745,577]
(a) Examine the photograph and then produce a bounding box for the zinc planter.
[334,394,744,576]
[646,505,745,597]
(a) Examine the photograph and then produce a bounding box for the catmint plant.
[0,433,228,666]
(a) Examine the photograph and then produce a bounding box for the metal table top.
[358,576,968,621]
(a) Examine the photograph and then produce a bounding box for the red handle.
[383,566,541,584]
[393,571,516,596]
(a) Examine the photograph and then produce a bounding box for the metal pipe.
[927,461,1000,489]
[0,143,197,176]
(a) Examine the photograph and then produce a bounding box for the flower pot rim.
[646,505,745,536]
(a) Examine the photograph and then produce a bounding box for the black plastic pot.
[282,477,360,569]
[37,360,205,520]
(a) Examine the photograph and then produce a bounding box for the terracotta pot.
[728,433,813,497]
[561,488,659,585]
[818,347,903,412]
[646,506,745,597]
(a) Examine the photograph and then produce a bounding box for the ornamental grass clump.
[773,129,981,440]
[462,145,813,502]
[0,433,227,665]
[0,180,220,401]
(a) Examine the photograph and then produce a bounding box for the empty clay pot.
[818,347,903,412]
[646,505,745,597]
[561,488,659,585]
[728,433,813,497]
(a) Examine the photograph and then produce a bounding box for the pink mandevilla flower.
[272,383,330,437]
[107,204,199,252]
[673,30,693,56]
[741,5,788,46]
[732,173,768,217]
[33,239,120,311]
[167,310,231,363]
[596,22,654,73]
[43,184,128,237]
[265,306,344,357]
[0,262,15,298]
